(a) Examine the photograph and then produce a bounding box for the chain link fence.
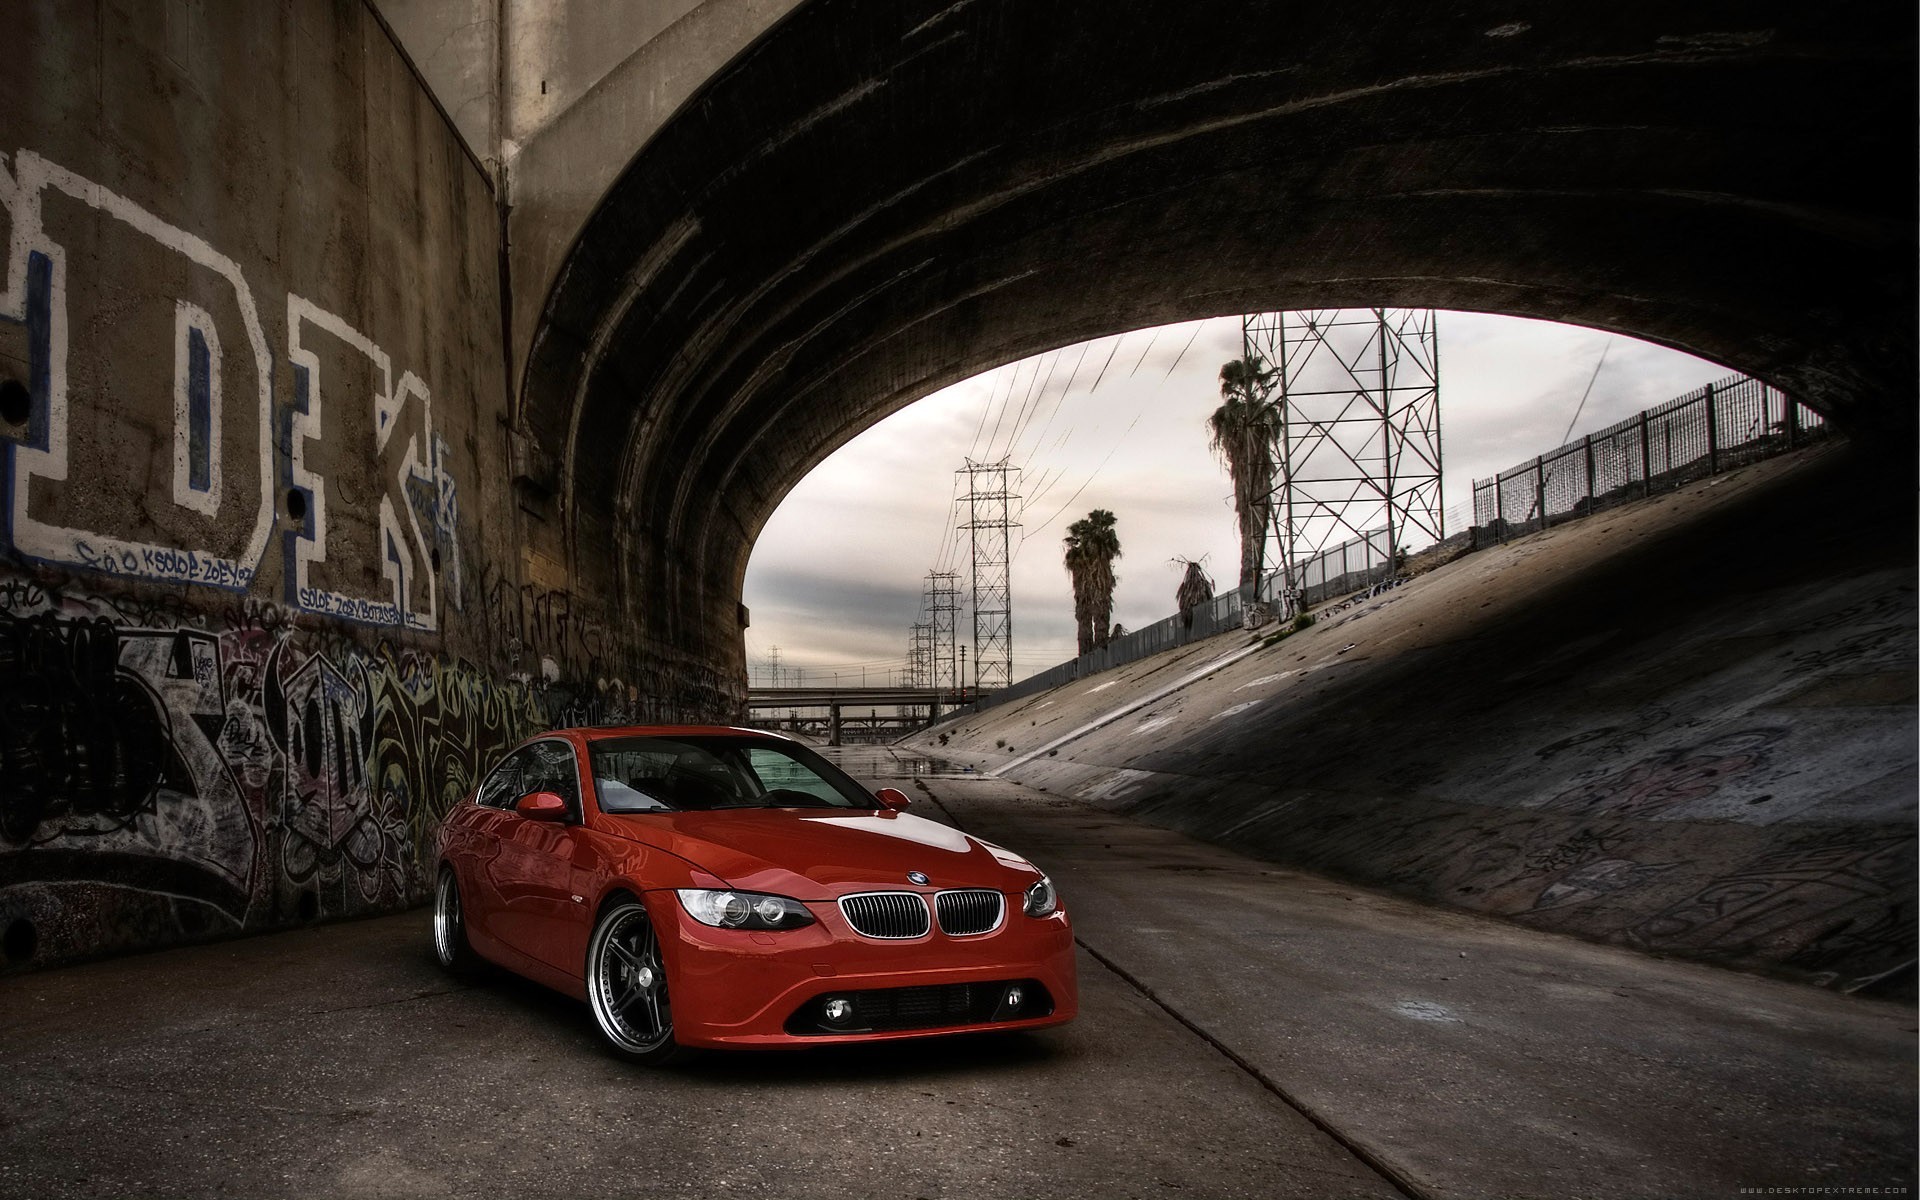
[951,373,1830,722]
[1472,374,1828,542]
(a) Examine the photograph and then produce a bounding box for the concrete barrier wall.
[0,3,581,970]
[910,449,1916,992]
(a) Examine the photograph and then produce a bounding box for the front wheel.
[432,866,483,976]
[586,899,686,1065]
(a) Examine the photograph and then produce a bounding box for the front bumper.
[647,889,1078,1049]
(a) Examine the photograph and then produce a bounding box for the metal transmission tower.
[904,622,933,719]
[1242,309,1443,610]
[958,458,1020,692]
[924,571,961,694]
[906,623,934,687]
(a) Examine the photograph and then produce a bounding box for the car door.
[492,738,599,975]
[460,745,536,954]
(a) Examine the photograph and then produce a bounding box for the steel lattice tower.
[924,570,960,693]
[1242,309,1443,606]
[958,458,1020,692]
[906,622,933,688]
[904,621,933,718]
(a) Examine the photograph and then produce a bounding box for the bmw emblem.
[907,871,930,886]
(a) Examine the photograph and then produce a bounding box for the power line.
[1014,338,1095,463]
[1557,340,1612,446]
[1127,325,1163,377]
[1083,332,1127,396]
[1022,408,1147,544]
[1162,320,1205,380]
[1001,346,1067,461]
[979,356,1032,462]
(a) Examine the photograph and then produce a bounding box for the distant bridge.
[745,687,976,745]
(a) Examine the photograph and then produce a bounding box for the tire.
[432,866,483,976]
[585,899,686,1065]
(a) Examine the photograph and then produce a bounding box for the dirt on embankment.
[905,444,1916,992]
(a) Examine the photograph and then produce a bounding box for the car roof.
[565,724,791,742]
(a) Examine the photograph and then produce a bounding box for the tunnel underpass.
[0,3,1913,1195]
[516,0,1916,710]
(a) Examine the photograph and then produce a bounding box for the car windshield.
[586,736,879,814]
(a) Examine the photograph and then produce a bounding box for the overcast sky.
[742,311,1731,686]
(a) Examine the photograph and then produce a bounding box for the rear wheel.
[586,899,686,1064]
[432,867,482,975]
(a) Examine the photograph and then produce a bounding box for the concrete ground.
[1,757,1910,1199]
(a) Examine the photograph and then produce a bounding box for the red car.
[432,726,1077,1063]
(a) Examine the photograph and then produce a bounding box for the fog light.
[1005,985,1024,1009]
[823,997,854,1023]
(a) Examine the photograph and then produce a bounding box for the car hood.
[599,808,1039,898]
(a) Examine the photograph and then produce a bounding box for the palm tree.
[1174,558,1215,634]
[1209,356,1282,589]
[1063,509,1122,656]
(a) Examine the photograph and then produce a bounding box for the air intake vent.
[935,889,1004,936]
[839,892,931,939]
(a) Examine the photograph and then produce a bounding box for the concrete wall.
[372,0,803,381]
[0,1,643,970]
[905,448,1916,992]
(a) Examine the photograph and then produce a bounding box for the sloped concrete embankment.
[906,446,1916,991]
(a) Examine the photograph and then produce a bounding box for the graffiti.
[0,612,258,919]
[478,575,616,684]
[1788,626,1914,677]
[1532,857,1676,911]
[263,642,380,893]
[0,575,539,965]
[1,150,273,590]
[371,647,540,894]
[285,295,456,631]
[1519,825,1623,878]
[1099,741,1911,986]
[1539,728,1786,819]
[1532,707,1671,761]
[1795,582,1915,634]
[1630,826,1916,985]
[0,150,463,630]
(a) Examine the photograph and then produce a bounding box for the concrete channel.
[0,749,1909,1198]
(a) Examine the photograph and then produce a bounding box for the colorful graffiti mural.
[0,571,544,969]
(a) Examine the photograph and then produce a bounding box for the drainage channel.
[909,778,1431,1200]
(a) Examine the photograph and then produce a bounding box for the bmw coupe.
[433,726,1077,1063]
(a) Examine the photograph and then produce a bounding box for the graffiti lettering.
[286,297,451,631]
[0,150,462,629]
[0,150,274,590]
[0,576,539,962]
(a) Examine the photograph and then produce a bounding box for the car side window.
[521,740,583,820]
[591,745,678,813]
[475,748,532,809]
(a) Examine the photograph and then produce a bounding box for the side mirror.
[874,787,912,812]
[514,791,571,822]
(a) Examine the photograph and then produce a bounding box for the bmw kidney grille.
[935,889,1004,936]
[839,892,932,939]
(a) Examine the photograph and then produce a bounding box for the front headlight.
[1023,875,1059,918]
[676,889,816,931]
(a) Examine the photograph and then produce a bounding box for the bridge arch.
[515,0,1915,712]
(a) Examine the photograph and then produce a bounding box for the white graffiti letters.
[286,299,444,631]
[0,150,459,630]
[0,151,273,589]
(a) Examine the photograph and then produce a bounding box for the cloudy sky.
[742,311,1731,687]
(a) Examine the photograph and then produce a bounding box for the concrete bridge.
[0,7,1913,1192]
[0,2,1911,971]
[747,684,966,743]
